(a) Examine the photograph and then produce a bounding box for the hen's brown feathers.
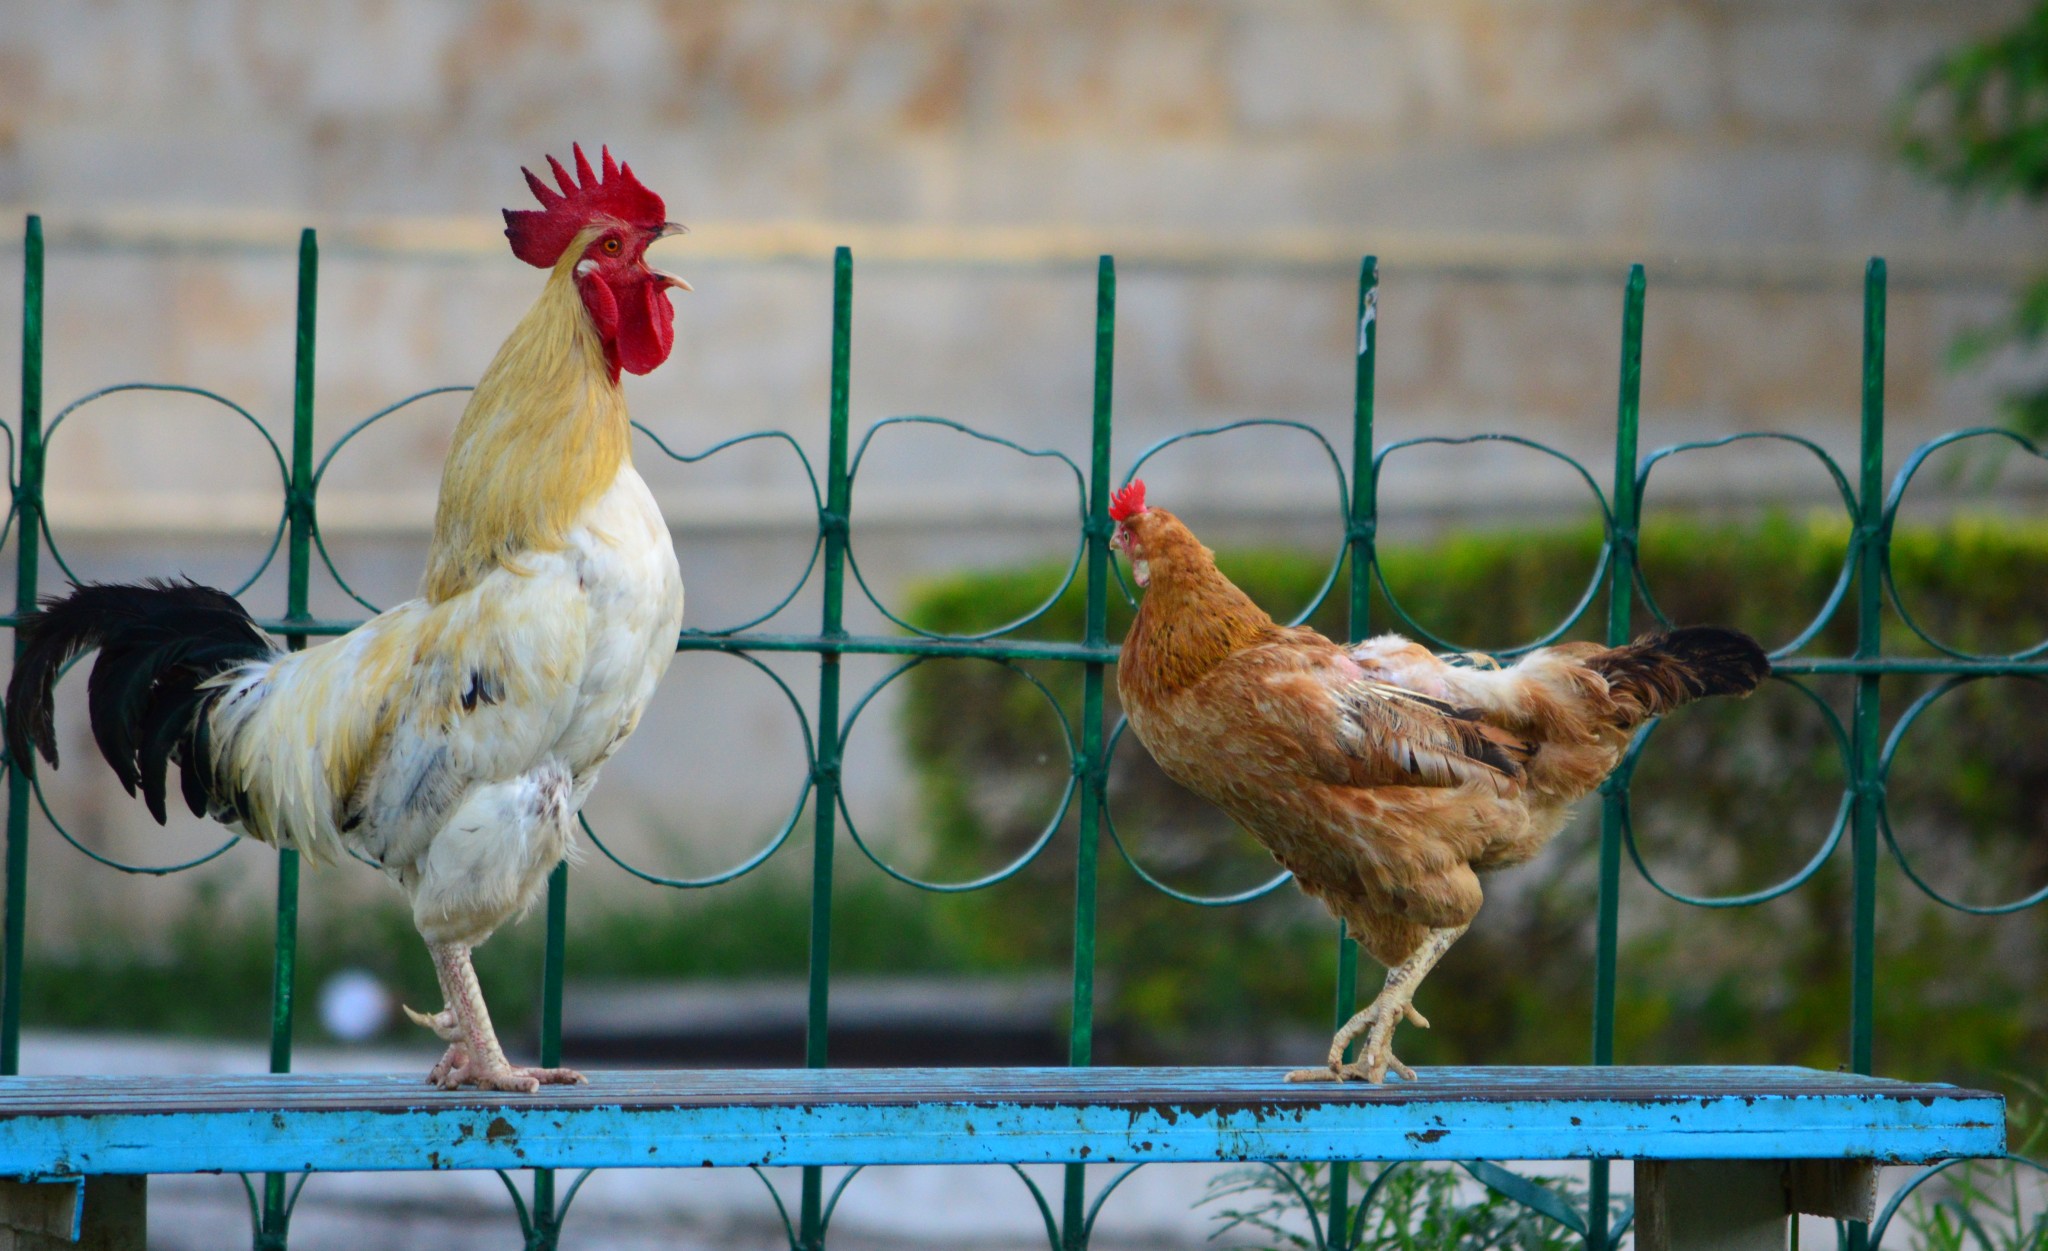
[1112,504,1767,973]
[1331,679,1531,794]
[1588,625,1770,721]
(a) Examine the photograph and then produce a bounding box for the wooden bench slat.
[0,1066,2001,1176]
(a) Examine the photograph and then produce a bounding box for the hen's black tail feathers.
[1591,625,1771,719]
[4,580,276,824]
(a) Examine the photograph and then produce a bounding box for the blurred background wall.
[0,0,2040,945]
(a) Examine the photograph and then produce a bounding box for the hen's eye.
[601,238,621,255]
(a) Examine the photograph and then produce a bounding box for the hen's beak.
[651,269,693,292]
[658,222,689,239]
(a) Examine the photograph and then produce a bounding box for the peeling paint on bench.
[0,1066,2003,1177]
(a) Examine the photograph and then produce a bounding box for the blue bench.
[0,1065,2005,1250]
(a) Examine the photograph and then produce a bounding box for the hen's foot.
[1283,995,1427,1085]
[430,1060,587,1094]
[1285,1052,1414,1084]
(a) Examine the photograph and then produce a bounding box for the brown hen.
[1108,480,1768,1082]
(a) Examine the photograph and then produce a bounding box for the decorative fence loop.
[34,770,241,875]
[42,383,292,597]
[634,423,827,636]
[844,416,1089,641]
[1877,673,2048,914]
[1369,433,1611,655]
[1125,419,1351,627]
[579,649,817,889]
[1634,432,1860,657]
[1882,426,2048,662]
[1616,675,1854,908]
[834,655,1078,891]
[308,385,473,612]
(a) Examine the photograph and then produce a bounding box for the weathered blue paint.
[0,1067,2001,1178]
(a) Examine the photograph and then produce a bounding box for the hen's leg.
[415,942,585,1093]
[1287,923,1468,1084]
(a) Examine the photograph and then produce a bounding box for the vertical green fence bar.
[256,227,318,1251]
[1845,257,1885,1251]
[1849,258,1884,1079]
[1587,262,1644,1251]
[1325,254,1378,1250]
[527,861,570,1249]
[799,245,855,1251]
[1060,255,1115,1251]
[2,216,45,1078]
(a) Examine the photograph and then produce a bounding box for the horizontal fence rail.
[3,213,2043,1250]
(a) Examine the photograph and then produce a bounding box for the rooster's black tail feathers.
[4,580,276,823]
[1591,625,1771,720]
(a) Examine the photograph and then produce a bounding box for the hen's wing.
[1225,635,1532,795]
[1329,677,1532,793]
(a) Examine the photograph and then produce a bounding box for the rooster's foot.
[402,1003,462,1043]
[424,1043,470,1086]
[431,1061,587,1094]
[404,1003,472,1086]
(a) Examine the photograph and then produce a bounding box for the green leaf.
[1457,1161,1586,1238]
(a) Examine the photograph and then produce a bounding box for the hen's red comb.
[1109,479,1147,522]
[503,144,667,268]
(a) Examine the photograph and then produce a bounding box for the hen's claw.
[1287,923,1465,1085]
[1284,1006,1419,1083]
[1285,1051,1416,1084]
[432,1062,587,1094]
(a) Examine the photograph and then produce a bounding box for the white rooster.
[5,145,688,1092]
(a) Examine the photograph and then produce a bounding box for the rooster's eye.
[601,238,622,256]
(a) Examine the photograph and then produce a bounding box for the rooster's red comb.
[1109,479,1147,523]
[503,144,667,268]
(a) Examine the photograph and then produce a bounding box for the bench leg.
[1635,1161,1787,1251]
[0,1177,145,1251]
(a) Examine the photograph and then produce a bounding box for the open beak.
[650,223,692,290]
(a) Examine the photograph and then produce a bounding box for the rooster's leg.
[417,942,586,1093]
[1287,923,1469,1085]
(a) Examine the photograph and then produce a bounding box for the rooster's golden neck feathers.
[422,230,633,604]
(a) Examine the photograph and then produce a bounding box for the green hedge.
[899,515,2048,1082]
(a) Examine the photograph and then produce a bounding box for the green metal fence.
[4,214,2043,1250]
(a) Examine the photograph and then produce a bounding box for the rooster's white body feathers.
[207,465,682,945]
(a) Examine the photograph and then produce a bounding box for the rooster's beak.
[651,223,691,290]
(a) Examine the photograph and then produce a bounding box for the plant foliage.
[1200,1159,1611,1251]
[1898,4,2048,437]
